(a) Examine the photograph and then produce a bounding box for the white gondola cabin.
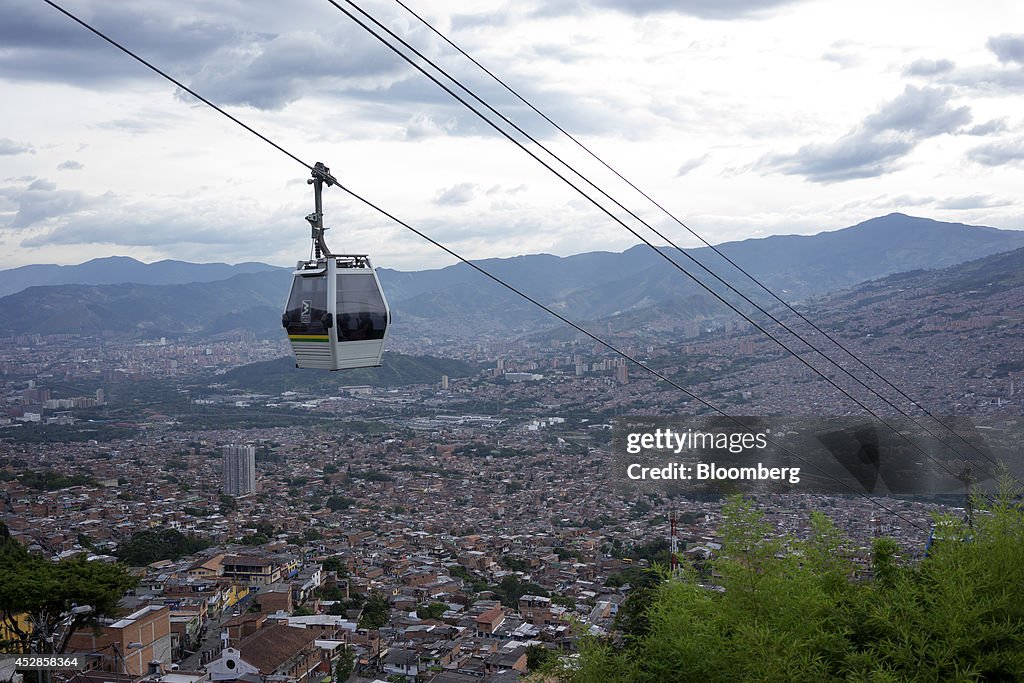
[282,162,390,370]
[283,255,390,370]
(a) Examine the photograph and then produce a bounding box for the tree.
[326,495,355,512]
[562,488,1024,681]
[322,556,349,576]
[358,593,390,630]
[218,494,238,514]
[416,602,447,620]
[526,643,555,672]
[0,529,137,654]
[334,645,354,681]
[116,529,211,565]
[494,575,548,608]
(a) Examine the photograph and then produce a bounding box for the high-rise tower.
[222,444,256,497]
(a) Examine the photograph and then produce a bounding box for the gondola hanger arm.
[306,161,338,258]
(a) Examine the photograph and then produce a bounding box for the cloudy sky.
[2,0,1024,271]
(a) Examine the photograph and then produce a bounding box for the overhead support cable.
[320,0,1005,499]
[38,0,929,532]
[390,0,998,474]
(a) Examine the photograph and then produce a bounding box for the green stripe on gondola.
[288,335,330,342]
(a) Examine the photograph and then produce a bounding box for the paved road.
[178,594,255,671]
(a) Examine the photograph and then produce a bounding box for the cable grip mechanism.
[306,161,339,258]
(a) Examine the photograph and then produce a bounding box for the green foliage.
[447,564,489,594]
[605,565,649,590]
[416,602,447,620]
[322,556,349,576]
[0,531,137,653]
[500,555,532,572]
[115,528,211,566]
[2,424,135,444]
[526,643,556,672]
[317,585,346,601]
[334,645,354,682]
[12,469,96,491]
[631,499,652,517]
[628,538,671,565]
[76,533,97,551]
[870,536,900,589]
[341,420,392,435]
[494,575,548,608]
[240,532,271,546]
[612,566,662,638]
[583,514,616,530]
[542,630,631,683]
[551,594,576,609]
[565,490,1024,681]
[323,591,363,616]
[390,463,453,477]
[218,494,239,514]
[174,409,327,431]
[358,593,390,630]
[326,495,355,511]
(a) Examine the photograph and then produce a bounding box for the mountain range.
[0,256,279,298]
[1,213,1022,339]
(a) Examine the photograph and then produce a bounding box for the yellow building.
[224,582,250,608]
[0,612,32,653]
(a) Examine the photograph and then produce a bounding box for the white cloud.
[934,194,1011,210]
[987,34,1024,65]
[0,138,33,156]
[762,86,972,183]
[0,0,1022,270]
[968,137,1024,167]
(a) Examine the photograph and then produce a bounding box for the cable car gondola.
[282,163,390,370]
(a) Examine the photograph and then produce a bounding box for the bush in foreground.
[544,484,1024,682]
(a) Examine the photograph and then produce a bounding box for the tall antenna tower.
[669,509,679,574]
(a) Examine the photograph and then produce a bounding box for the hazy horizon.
[3,211,1023,273]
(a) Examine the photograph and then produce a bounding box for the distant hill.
[826,244,1024,303]
[218,352,479,392]
[698,212,1024,292]
[0,256,281,297]
[0,270,291,337]
[377,213,1024,335]
[2,214,1023,339]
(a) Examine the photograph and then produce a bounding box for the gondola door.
[283,259,335,369]
[333,256,388,369]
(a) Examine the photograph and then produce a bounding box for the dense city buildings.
[2,262,1022,681]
